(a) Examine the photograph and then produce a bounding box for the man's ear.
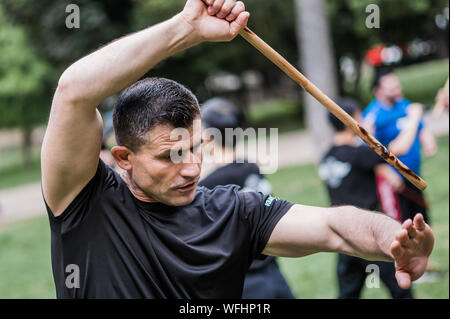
[111,146,133,170]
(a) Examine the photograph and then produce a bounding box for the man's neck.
[376,96,395,107]
[120,170,157,203]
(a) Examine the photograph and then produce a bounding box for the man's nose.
[179,162,201,179]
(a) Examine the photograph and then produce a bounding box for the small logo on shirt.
[318,156,352,189]
[265,197,277,207]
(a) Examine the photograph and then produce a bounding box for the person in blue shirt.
[362,68,437,225]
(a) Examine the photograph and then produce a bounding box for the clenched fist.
[181,0,250,42]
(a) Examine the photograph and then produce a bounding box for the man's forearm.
[57,13,199,109]
[388,119,420,155]
[328,206,402,262]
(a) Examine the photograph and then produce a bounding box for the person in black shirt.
[319,98,413,299]
[41,0,434,298]
[199,98,294,298]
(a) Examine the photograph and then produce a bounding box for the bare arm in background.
[388,103,423,155]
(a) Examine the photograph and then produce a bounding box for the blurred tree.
[295,0,336,156]
[0,7,53,167]
[2,0,446,142]
[1,0,133,67]
[131,0,299,103]
[327,0,449,100]
[2,0,300,107]
[1,0,133,167]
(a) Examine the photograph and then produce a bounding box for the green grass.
[269,135,449,299]
[0,217,55,298]
[246,98,304,134]
[0,146,41,190]
[0,136,447,298]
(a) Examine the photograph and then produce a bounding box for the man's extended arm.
[41,0,249,216]
[264,205,434,289]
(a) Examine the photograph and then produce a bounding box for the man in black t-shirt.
[199,98,294,299]
[319,98,413,299]
[41,0,434,298]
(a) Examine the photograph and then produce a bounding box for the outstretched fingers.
[413,213,426,231]
[391,241,412,289]
[404,219,417,239]
[397,228,410,247]
[395,270,412,289]
[390,239,403,259]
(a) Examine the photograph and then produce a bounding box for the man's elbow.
[54,66,83,107]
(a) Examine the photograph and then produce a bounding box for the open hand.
[181,0,250,42]
[390,214,434,289]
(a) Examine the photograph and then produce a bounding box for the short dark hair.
[371,67,394,90]
[113,77,200,151]
[328,97,361,132]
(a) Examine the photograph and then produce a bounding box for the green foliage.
[0,7,52,129]
[327,0,448,99]
[1,0,133,66]
[328,0,448,56]
[131,0,298,101]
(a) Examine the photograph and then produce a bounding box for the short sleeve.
[238,191,293,259]
[44,159,111,234]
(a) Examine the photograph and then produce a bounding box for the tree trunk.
[22,126,33,169]
[295,0,338,157]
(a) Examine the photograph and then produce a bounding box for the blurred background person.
[199,97,295,299]
[362,69,437,226]
[99,110,119,170]
[319,97,413,299]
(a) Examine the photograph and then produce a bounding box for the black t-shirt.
[199,162,275,272]
[44,160,293,299]
[319,145,383,210]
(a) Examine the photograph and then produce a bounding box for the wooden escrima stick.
[200,0,428,190]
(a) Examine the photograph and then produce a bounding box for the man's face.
[376,74,403,104]
[129,118,203,206]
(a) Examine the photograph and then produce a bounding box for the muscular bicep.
[41,87,103,216]
[262,204,343,258]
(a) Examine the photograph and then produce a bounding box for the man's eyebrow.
[157,139,203,156]
[180,139,204,153]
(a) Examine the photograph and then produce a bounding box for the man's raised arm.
[41,0,250,216]
[264,205,434,289]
